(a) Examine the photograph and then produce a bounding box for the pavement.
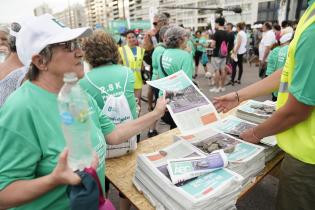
[108,62,278,210]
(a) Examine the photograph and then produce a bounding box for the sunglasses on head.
[52,39,81,52]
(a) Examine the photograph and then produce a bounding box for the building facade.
[85,0,109,28]
[33,3,53,16]
[54,4,87,28]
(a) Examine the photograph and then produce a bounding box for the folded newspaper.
[210,115,277,147]
[174,127,265,184]
[167,149,228,185]
[236,100,276,124]
[133,140,243,210]
[147,70,220,133]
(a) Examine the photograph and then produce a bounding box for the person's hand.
[240,128,261,144]
[50,149,99,186]
[153,96,169,118]
[213,92,240,113]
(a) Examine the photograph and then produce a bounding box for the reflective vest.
[276,2,315,164]
[119,45,145,72]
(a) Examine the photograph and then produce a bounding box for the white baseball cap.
[280,32,293,44]
[16,13,92,66]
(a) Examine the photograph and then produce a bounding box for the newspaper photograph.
[210,115,277,146]
[175,127,264,163]
[167,150,228,185]
[147,70,220,133]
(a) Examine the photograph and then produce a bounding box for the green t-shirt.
[266,46,281,76]
[186,39,196,57]
[0,81,115,210]
[289,22,315,105]
[80,64,137,120]
[152,44,166,81]
[197,37,207,52]
[159,48,194,79]
[276,45,289,70]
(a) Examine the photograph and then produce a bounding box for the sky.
[0,0,84,23]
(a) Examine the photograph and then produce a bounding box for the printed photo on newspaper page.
[147,70,220,133]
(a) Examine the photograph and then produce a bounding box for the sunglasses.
[52,39,81,52]
[153,22,158,26]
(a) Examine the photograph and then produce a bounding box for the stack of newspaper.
[210,115,281,162]
[175,127,265,184]
[133,140,244,210]
[235,100,276,124]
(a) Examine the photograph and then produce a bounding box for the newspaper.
[134,140,243,209]
[147,70,220,133]
[174,127,264,163]
[236,100,276,124]
[167,150,228,185]
[210,115,277,147]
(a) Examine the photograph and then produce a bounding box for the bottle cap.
[63,72,78,82]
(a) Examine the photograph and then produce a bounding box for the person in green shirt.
[158,26,194,129]
[266,32,292,101]
[214,1,315,209]
[0,14,167,210]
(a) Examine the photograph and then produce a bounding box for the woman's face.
[46,39,85,80]
[126,33,137,47]
[0,31,9,51]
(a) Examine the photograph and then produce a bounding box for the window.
[257,0,280,22]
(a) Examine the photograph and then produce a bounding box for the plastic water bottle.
[58,72,93,171]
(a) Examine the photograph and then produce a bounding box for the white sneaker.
[210,87,220,93]
[220,87,226,92]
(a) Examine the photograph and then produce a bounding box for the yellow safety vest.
[119,45,145,72]
[276,2,315,164]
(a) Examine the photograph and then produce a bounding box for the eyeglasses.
[52,39,81,52]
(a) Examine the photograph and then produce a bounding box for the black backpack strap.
[159,51,168,77]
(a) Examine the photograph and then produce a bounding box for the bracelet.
[252,128,261,141]
[235,91,240,104]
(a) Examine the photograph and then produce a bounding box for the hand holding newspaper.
[167,150,228,185]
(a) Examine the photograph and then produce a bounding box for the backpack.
[85,70,137,158]
[219,40,228,58]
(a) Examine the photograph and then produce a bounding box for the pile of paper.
[235,100,276,124]
[133,140,243,210]
[175,127,265,185]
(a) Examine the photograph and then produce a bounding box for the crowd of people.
[0,0,315,209]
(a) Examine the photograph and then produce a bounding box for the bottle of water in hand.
[58,72,93,171]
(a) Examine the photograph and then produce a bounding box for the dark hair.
[215,17,225,26]
[226,23,233,28]
[264,22,272,30]
[236,22,245,30]
[273,24,281,31]
[124,30,136,37]
[83,30,120,68]
[195,30,201,35]
[8,22,21,52]
[281,20,291,28]
[26,47,53,81]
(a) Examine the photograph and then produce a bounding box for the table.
[106,128,284,210]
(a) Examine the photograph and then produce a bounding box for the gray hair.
[159,26,170,42]
[154,13,168,24]
[0,25,9,34]
[164,26,187,48]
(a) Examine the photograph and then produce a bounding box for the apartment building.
[33,3,53,16]
[54,4,87,28]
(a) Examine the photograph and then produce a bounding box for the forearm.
[106,111,161,145]
[0,175,57,209]
[254,104,311,139]
[238,69,282,102]
[262,47,271,62]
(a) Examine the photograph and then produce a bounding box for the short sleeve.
[181,52,194,79]
[0,109,41,190]
[289,24,315,106]
[89,96,116,136]
[264,32,276,47]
